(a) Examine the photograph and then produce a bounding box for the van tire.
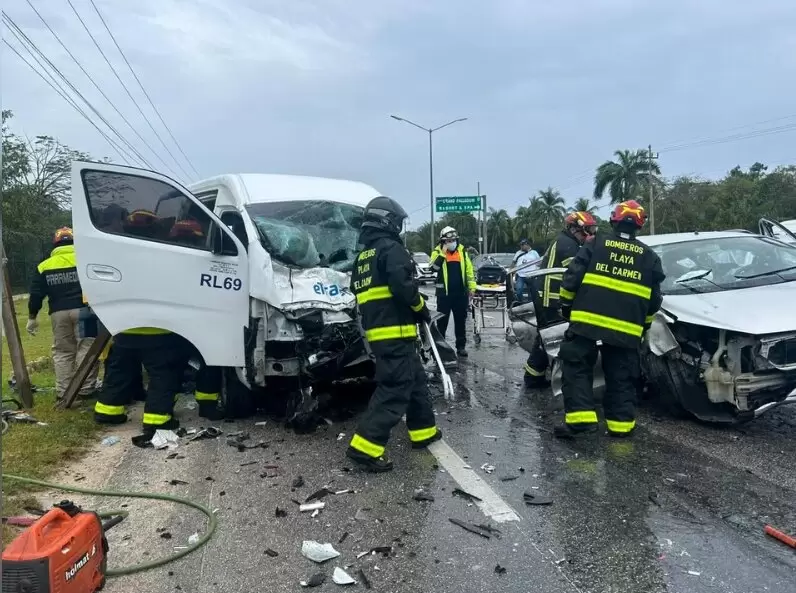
[222,368,255,419]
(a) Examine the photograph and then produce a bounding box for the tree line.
[404,149,796,255]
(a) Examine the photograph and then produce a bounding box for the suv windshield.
[246,201,364,271]
[651,236,796,295]
[413,253,430,264]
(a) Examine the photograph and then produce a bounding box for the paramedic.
[523,212,596,387]
[430,226,477,357]
[27,227,98,399]
[94,211,190,435]
[347,196,440,472]
[556,200,665,438]
[511,239,540,304]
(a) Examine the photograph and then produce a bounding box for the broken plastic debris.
[152,430,180,450]
[452,488,482,503]
[449,518,497,539]
[480,463,495,474]
[302,540,340,563]
[334,489,353,495]
[495,564,507,575]
[523,492,553,506]
[357,569,372,589]
[413,489,435,502]
[101,436,120,446]
[311,509,320,518]
[264,548,279,557]
[499,475,519,482]
[332,567,356,585]
[301,573,326,587]
[292,476,305,488]
[300,502,326,513]
[481,435,498,439]
[255,421,267,426]
[275,507,288,518]
[306,488,333,503]
[188,532,200,545]
[687,571,701,576]
[337,432,346,441]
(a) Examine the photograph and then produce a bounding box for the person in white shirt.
[512,239,540,304]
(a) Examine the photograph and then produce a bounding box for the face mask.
[445,241,457,252]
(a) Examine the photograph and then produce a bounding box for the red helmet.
[169,219,204,240]
[610,200,647,229]
[53,226,74,245]
[565,211,597,234]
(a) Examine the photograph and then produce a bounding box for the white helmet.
[439,226,458,241]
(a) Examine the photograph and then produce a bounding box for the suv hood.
[662,282,796,334]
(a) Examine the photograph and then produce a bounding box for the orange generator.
[2,501,111,593]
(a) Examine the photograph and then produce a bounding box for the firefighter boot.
[411,428,443,449]
[553,423,598,439]
[198,401,224,421]
[346,447,394,473]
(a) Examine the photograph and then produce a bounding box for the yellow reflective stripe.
[543,241,557,307]
[365,324,418,342]
[410,295,426,312]
[195,391,219,402]
[582,273,651,300]
[606,419,636,433]
[565,410,598,424]
[570,310,643,337]
[645,314,655,324]
[524,363,544,377]
[350,434,385,458]
[356,286,393,305]
[95,402,125,416]
[122,327,171,335]
[408,426,437,442]
[559,288,575,300]
[561,257,574,266]
[37,245,77,273]
[549,274,563,280]
[142,412,172,426]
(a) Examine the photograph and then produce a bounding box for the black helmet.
[362,196,408,235]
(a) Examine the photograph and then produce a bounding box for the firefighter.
[94,210,190,435]
[346,196,440,472]
[555,200,665,439]
[523,212,597,387]
[430,226,476,357]
[27,227,99,400]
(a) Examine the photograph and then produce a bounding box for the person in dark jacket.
[555,200,665,439]
[27,227,98,399]
[346,196,440,472]
[523,211,596,387]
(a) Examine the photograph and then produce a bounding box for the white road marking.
[428,440,521,523]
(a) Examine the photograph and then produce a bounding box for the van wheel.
[221,368,255,419]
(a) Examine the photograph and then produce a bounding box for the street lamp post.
[390,115,468,254]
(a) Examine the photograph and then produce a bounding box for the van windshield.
[246,201,364,271]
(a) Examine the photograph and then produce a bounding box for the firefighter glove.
[26,318,39,336]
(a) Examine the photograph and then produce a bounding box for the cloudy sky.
[4,0,796,227]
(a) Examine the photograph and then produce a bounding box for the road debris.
[186,427,222,442]
[101,436,120,446]
[332,567,356,585]
[169,479,189,486]
[255,421,267,426]
[413,488,435,502]
[482,434,498,439]
[188,532,200,545]
[448,518,495,539]
[499,475,519,482]
[300,573,326,587]
[264,548,279,557]
[275,507,288,518]
[452,488,482,503]
[494,564,507,575]
[159,531,172,540]
[300,502,326,513]
[152,430,180,450]
[337,432,346,441]
[302,541,340,563]
[338,531,349,544]
[764,524,796,549]
[687,571,701,576]
[311,509,321,518]
[480,463,495,474]
[292,475,306,488]
[523,491,553,506]
[306,488,334,503]
[357,569,372,589]
[335,489,353,495]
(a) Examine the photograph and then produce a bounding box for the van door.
[71,162,249,366]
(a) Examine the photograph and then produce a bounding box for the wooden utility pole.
[1,247,33,408]
[648,144,660,235]
[56,324,110,410]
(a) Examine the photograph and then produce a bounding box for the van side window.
[220,211,248,251]
[83,170,213,251]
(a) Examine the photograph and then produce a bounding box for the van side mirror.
[212,226,238,256]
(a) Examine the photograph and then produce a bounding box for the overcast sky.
[4,0,796,228]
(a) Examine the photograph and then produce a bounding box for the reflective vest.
[539,230,581,308]
[31,244,84,315]
[561,233,662,349]
[431,244,476,296]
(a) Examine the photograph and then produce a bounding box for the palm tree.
[594,149,661,204]
[529,187,567,239]
[572,197,594,214]
[512,205,534,244]
[486,208,512,251]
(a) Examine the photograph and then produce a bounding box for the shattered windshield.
[246,201,364,271]
[652,236,796,295]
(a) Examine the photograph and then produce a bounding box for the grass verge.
[2,297,103,544]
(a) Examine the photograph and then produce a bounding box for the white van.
[71,162,382,416]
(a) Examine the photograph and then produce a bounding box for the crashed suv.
[511,230,796,423]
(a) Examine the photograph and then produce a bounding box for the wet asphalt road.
[78,310,796,593]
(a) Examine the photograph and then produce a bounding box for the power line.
[3,36,132,164]
[3,13,146,166]
[65,0,190,180]
[88,0,200,178]
[21,0,166,171]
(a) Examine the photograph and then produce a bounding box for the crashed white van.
[71,162,381,417]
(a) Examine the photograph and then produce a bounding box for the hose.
[2,473,217,577]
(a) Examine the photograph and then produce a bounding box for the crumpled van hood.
[662,282,796,335]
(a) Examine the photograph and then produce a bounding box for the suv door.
[72,162,249,366]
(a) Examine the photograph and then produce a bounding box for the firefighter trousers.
[436,293,468,350]
[558,332,639,435]
[350,341,437,459]
[94,333,188,431]
[524,333,549,385]
[195,365,222,404]
[103,342,146,403]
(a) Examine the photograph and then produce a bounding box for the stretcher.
[470,283,516,344]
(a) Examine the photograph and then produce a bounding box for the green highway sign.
[436,195,483,213]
